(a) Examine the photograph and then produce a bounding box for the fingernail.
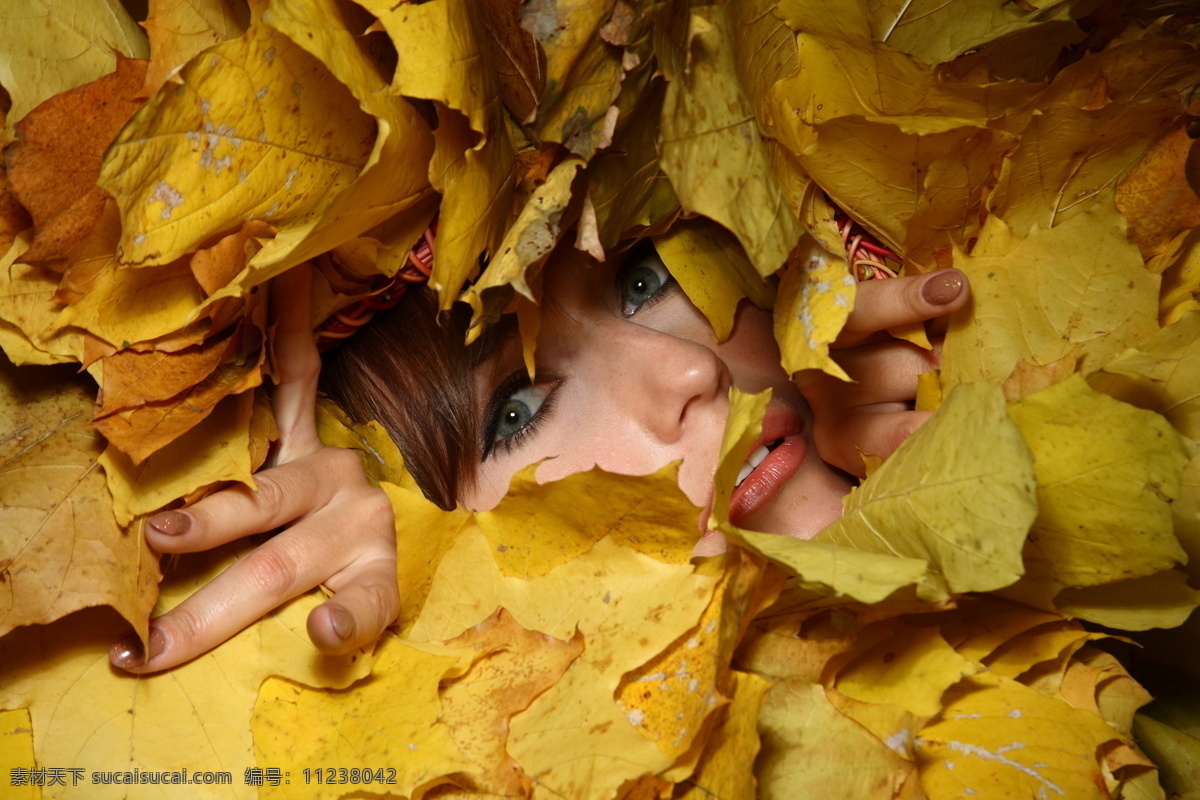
[921,270,964,306]
[329,607,354,641]
[109,627,166,671]
[146,627,166,661]
[146,510,191,536]
[109,633,144,670]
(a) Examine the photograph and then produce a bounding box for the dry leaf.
[0,356,158,638]
[816,382,1037,601]
[4,56,147,268]
[659,5,801,278]
[0,544,371,800]
[141,0,251,96]
[941,205,1159,392]
[99,22,376,267]
[654,218,775,343]
[0,0,148,138]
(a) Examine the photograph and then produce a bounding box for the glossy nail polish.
[922,270,965,306]
[109,627,166,670]
[146,510,191,536]
[109,634,144,670]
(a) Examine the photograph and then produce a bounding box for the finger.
[270,264,323,464]
[306,562,400,655]
[814,407,930,478]
[837,270,967,347]
[113,500,394,672]
[142,448,366,554]
[832,342,939,403]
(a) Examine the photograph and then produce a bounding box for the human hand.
[792,269,970,479]
[109,265,399,673]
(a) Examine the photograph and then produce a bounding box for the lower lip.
[728,435,808,529]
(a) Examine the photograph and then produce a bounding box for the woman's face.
[463,244,853,540]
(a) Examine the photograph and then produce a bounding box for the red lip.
[727,408,808,529]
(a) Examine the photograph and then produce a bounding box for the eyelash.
[481,371,560,461]
[628,276,675,316]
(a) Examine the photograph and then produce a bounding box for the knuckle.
[355,491,396,532]
[278,350,320,388]
[248,473,288,512]
[359,576,401,629]
[242,547,300,601]
[323,447,368,479]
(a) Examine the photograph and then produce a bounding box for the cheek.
[714,304,786,391]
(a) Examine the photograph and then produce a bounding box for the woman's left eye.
[484,378,557,459]
[618,248,675,317]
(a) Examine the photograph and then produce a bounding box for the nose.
[592,322,731,444]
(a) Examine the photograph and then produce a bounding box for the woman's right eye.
[484,378,557,459]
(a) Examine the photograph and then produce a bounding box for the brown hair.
[319,287,491,510]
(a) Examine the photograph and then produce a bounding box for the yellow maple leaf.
[0,233,82,365]
[362,0,516,305]
[773,209,856,379]
[999,375,1196,627]
[674,669,771,800]
[437,610,585,796]
[711,388,930,603]
[836,622,981,718]
[659,5,801,278]
[0,544,372,800]
[870,0,1078,64]
[654,218,776,344]
[816,382,1037,600]
[523,0,623,159]
[99,22,376,267]
[254,634,476,800]
[588,81,680,250]
[916,672,1132,800]
[0,708,37,800]
[757,678,913,799]
[462,158,584,329]
[208,0,437,296]
[941,205,1159,392]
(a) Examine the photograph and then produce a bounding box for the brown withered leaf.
[95,330,234,417]
[477,0,545,124]
[94,347,264,464]
[189,219,276,295]
[0,355,158,640]
[5,56,147,268]
[141,0,251,96]
[0,168,31,257]
[100,391,258,527]
[1117,125,1200,258]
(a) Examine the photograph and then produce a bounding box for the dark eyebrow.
[467,313,519,371]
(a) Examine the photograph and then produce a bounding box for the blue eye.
[619,248,674,317]
[484,377,557,459]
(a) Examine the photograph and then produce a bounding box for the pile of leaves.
[2,0,1200,797]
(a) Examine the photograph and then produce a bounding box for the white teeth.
[735,444,772,487]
